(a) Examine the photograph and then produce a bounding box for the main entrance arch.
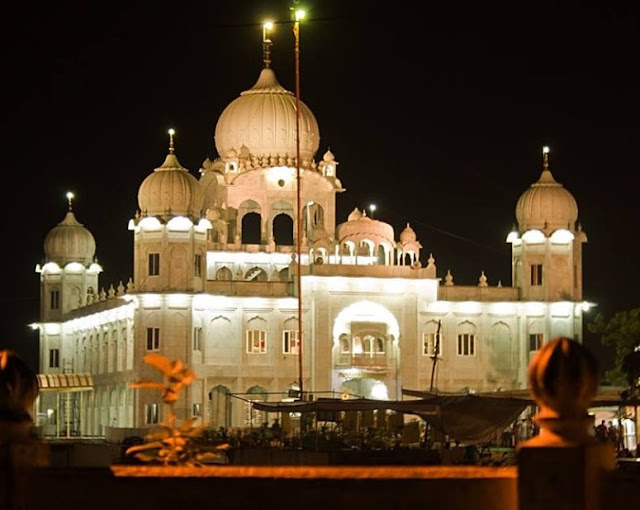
[331,301,401,400]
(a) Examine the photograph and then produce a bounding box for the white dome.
[44,211,96,266]
[138,153,204,220]
[214,68,320,165]
[516,168,578,232]
[399,223,417,243]
[337,208,395,245]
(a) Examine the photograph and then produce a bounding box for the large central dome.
[214,67,320,165]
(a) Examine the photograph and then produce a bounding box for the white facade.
[34,47,588,437]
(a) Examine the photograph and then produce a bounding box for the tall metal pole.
[429,320,442,392]
[293,15,304,401]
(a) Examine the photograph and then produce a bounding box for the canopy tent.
[250,386,637,444]
[251,394,529,444]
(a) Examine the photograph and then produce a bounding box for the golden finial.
[542,146,550,171]
[262,21,274,68]
[66,191,75,211]
[168,128,175,154]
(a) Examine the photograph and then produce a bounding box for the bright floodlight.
[295,9,306,21]
[369,204,376,212]
[168,128,175,136]
[263,21,274,31]
[66,191,74,201]
[542,146,550,154]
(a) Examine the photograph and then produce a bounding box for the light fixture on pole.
[292,5,306,402]
[262,20,274,68]
[368,203,377,219]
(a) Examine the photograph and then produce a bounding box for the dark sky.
[2,1,638,373]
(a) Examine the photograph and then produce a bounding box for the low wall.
[22,465,519,510]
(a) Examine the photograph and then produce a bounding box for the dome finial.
[168,128,175,154]
[542,145,550,171]
[66,191,75,211]
[262,21,274,68]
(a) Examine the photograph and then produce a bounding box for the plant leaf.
[130,381,166,391]
[179,418,197,432]
[126,441,164,455]
[142,353,174,376]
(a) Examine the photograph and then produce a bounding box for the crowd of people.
[594,419,637,458]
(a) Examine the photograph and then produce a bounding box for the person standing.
[0,349,49,509]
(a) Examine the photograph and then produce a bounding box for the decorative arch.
[332,301,400,343]
[489,321,512,371]
[209,385,232,429]
[215,266,233,280]
[246,385,268,427]
[278,267,289,281]
[358,239,374,256]
[245,266,268,281]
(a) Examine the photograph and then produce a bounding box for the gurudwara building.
[33,37,589,438]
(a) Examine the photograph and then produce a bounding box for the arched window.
[241,212,261,244]
[352,336,363,354]
[340,334,350,354]
[273,213,294,246]
[363,335,374,354]
[457,321,477,357]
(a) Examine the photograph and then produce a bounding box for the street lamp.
[293,6,306,401]
[369,203,377,219]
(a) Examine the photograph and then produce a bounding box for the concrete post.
[517,337,615,510]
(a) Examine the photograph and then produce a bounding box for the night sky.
[2,2,638,373]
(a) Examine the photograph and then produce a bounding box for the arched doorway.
[332,301,400,401]
[209,385,232,429]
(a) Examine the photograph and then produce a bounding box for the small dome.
[322,149,335,162]
[44,210,96,266]
[138,153,204,220]
[400,223,417,243]
[347,208,363,222]
[214,68,320,165]
[516,166,578,233]
[337,209,395,245]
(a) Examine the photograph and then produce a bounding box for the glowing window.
[145,403,159,424]
[457,334,475,356]
[146,327,160,351]
[246,330,267,354]
[148,253,160,276]
[529,333,543,352]
[530,264,543,286]
[50,290,60,310]
[423,332,443,357]
[283,330,300,354]
[352,336,363,354]
[49,348,60,368]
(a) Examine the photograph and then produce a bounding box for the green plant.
[125,353,229,466]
